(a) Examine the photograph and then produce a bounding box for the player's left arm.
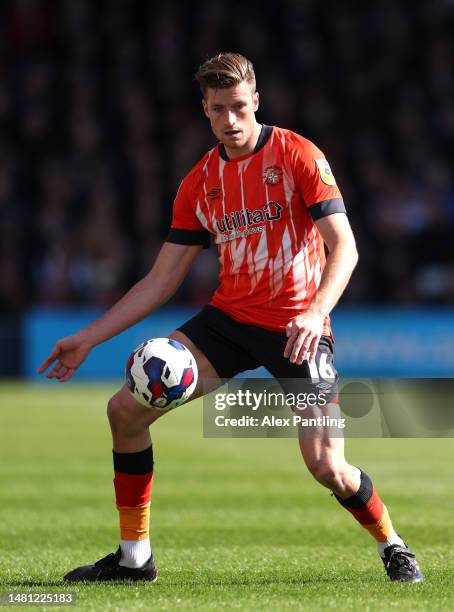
[284,212,358,365]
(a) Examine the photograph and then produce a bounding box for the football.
[125,338,198,410]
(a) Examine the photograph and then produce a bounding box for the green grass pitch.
[1,382,453,611]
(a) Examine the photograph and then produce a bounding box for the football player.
[39,53,423,583]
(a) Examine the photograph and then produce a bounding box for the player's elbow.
[332,237,358,269]
[343,233,359,269]
[351,243,359,268]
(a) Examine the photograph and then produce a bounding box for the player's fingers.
[290,330,309,363]
[37,360,51,374]
[283,338,293,358]
[284,323,299,359]
[37,346,61,373]
[58,368,75,383]
[285,322,292,338]
[284,334,298,359]
[46,362,63,379]
[308,335,320,364]
[56,365,69,379]
[295,333,314,365]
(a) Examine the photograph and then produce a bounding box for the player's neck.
[224,121,262,160]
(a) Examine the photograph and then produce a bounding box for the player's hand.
[37,333,92,382]
[284,309,325,365]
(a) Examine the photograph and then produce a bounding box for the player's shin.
[113,445,154,568]
[334,469,404,557]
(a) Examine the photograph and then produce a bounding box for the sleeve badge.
[315,159,336,186]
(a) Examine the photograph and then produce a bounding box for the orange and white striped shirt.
[168,125,345,337]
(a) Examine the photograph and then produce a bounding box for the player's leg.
[297,426,423,581]
[65,306,258,582]
[257,332,423,582]
[64,330,220,582]
[297,418,398,543]
[297,420,360,496]
[106,330,219,567]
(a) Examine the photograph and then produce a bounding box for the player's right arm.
[38,242,203,382]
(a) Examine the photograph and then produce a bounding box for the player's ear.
[202,99,210,118]
[253,91,259,112]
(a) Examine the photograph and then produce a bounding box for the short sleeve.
[167,177,211,248]
[288,133,346,221]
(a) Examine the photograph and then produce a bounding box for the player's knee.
[107,394,133,433]
[311,463,345,490]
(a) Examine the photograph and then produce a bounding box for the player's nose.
[225,110,236,126]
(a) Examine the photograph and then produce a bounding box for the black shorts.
[177,305,338,389]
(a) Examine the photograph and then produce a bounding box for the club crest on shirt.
[315,159,336,186]
[263,165,282,185]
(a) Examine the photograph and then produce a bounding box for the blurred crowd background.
[1,0,453,314]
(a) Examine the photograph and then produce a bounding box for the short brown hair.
[195,52,256,97]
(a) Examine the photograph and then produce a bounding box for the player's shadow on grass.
[3,580,66,587]
[3,571,378,587]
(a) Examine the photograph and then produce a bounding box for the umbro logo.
[207,188,221,199]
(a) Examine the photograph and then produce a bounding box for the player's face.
[202,81,260,158]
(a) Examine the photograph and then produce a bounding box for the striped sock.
[113,445,154,568]
[334,469,404,556]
